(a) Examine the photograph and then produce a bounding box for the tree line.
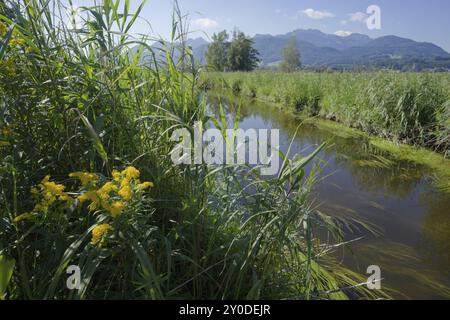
[206,30,301,73]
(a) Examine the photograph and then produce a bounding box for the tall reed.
[204,71,450,155]
[0,0,377,300]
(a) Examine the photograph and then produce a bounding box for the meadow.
[203,72,450,157]
[0,0,378,300]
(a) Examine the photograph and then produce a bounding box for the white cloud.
[334,30,353,37]
[349,12,368,23]
[275,9,282,14]
[301,8,335,19]
[193,18,219,29]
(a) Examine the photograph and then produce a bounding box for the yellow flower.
[42,181,65,195]
[35,175,72,208]
[118,185,133,201]
[97,181,117,202]
[122,166,140,180]
[109,201,124,218]
[59,194,73,202]
[120,177,131,188]
[78,191,100,211]
[13,213,34,223]
[70,172,99,187]
[91,224,112,246]
[112,170,122,181]
[42,191,57,204]
[88,201,100,212]
[79,191,95,203]
[138,181,154,190]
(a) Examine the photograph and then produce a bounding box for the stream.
[208,95,450,300]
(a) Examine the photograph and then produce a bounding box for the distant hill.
[186,29,450,71]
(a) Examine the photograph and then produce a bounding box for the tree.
[281,38,301,72]
[227,29,260,72]
[206,31,229,71]
[206,29,260,72]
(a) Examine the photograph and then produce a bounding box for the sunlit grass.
[204,71,450,155]
[0,0,380,300]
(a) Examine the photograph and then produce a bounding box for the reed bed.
[204,71,450,156]
[0,0,376,300]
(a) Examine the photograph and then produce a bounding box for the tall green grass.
[204,71,450,156]
[0,0,377,300]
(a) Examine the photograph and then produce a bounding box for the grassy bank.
[0,1,375,300]
[203,71,450,157]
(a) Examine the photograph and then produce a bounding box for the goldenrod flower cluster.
[33,175,73,211]
[14,175,72,223]
[75,166,153,218]
[13,167,153,247]
[70,172,99,187]
[91,224,112,246]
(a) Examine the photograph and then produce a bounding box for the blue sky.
[69,0,450,52]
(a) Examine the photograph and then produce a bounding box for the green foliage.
[280,38,301,73]
[206,29,260,72]
[0,0,375,300]
[227,29,260,71]
[0,255,15,300]
[205,30,229,72]
[204,71,450,154]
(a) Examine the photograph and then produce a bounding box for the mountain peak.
[187,28,450,70]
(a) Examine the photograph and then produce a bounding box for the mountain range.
[184,29,450,71]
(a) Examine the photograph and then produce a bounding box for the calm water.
[209,95,450,300]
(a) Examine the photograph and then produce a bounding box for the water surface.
[209,95,450,299]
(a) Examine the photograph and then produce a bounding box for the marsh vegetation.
[0,0,381,300]
[204,71,450,157]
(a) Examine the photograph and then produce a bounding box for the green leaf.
[125,1,146,33]
[279,143,325,184]
[0,255,15,300]
[80,114,109,164]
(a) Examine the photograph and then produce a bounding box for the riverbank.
[208,95,450,299]
[204,85,450,194]
[202,71,450,157]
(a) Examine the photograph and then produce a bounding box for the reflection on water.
[208,95,450,299]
